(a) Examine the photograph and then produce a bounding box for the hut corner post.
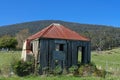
[87,41,91,63]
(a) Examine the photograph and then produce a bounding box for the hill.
[0,20,119,36]
[0,20,120,50]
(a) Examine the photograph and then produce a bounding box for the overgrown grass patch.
[0,48,120,80]
[0,51,21,77]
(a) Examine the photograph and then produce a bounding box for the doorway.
[53,43,65,71]
[77,47,82,65]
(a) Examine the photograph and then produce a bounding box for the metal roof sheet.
[28,23,89,41]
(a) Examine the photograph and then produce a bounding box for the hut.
[21,23,91,74]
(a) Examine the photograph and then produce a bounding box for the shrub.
[13,60,34,76]
[78,62,106,77]
[53,65,62,75]
[68,65,79,76]
[94,69,106,78]
[68,65,78,74]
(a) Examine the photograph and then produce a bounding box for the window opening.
[55,44,64,51]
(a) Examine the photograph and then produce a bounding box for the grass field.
[0,48,120,80]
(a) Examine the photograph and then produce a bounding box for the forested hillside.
[0,20,120,50]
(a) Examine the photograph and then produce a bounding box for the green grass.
[91,48,120,79]
[91,48,120,70]
[0,76,101,80]
[0,75,120,80]
[0,51,21,68]
[0,48,120,80]
[0,51,21,78]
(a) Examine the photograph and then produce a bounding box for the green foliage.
[0,52,20,77]
[78,63,106,77]
[0,35,17,49]
[13,60,33,76]
[93,69,106,78]
[68,65,78,74]
[53,65,62,75]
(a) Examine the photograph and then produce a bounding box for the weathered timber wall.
[38,38,91,74]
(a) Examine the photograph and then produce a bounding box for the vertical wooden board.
[87,42,91,63]
[40,40,44,67]
[63,40,67,67]
[71,41,78,65]
[38,39,41,74]
[39,39,48,69]
[39,39,44,73]
[49,39,55,70]
[67,41,72,68]
[42,40,46,67]
[45,39,49,67]
[71,41,74,65]
[85,46,88,63]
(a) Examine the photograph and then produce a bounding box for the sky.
[0,0,120,27]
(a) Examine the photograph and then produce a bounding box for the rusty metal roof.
[28,23,89,41]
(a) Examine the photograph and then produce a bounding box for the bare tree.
[16,29,30,49]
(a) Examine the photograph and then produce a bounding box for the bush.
[68,65,79,76]
[53,65,62,75]
[78,64,95,76]
[68,65,78,75]
[93,69,106,78]
[78,62,106,77]
[13,60,34,76]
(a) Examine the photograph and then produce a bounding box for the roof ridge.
[52,23,61,26]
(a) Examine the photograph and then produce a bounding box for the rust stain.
[28,23,89,41]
